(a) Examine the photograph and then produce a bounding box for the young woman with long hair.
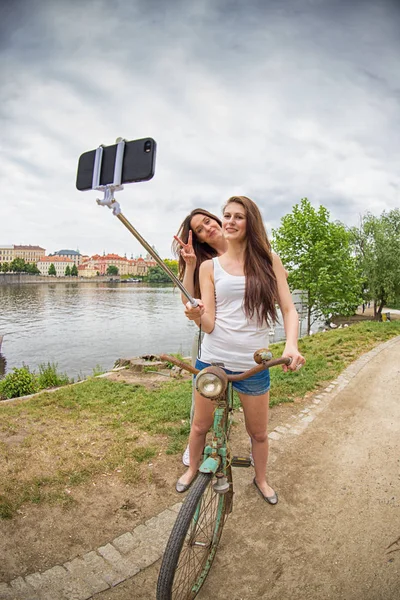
[172,208,228,466]
[176,196,305,504]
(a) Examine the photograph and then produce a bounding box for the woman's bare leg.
[240,391,275,497]
[177,389,215,486]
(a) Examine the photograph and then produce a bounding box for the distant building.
[79,253,157,277]
[0,245,15,264]
[78,260,101,278]
[135,256,156,276]
[37,256,74,277]
[0,245,46,265]
[50,249,82,267]
[87,254,122,275]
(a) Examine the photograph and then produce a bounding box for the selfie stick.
[93,142,198,307]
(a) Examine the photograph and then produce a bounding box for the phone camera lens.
[144,141,151,153]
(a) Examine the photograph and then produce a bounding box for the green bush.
[37,362,70,389]
[0,366,39,399]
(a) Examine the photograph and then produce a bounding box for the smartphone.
[76,137,157,191]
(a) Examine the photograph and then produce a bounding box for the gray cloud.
[0,0,399,258]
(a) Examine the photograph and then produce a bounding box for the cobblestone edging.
[1,336,399,600]
[0,505,183,600]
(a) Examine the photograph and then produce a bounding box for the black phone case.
[76,138,157,191]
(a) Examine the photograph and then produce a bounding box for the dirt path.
[94,336,400,600]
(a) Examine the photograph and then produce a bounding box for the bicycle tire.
[156,469,232,600]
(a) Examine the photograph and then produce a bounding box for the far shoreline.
[0,273,174,286]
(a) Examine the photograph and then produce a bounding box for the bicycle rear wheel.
[156,469,232,600]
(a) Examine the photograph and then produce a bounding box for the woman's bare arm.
[184,260,215,333]
[273,254,305,370]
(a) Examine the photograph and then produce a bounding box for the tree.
[351,209,400,318]
[106,265,119,276]
[25,263,40,274]
[48,263,56,276]
[146,265,172,283]
[145,260,178,283]
[65,265,71,276]
[9,258,27,272]
[272,198,362,334]
[71,264,78,276]
[5,259,39,274]
[163,259,179,276]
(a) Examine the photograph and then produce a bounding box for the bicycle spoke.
[157,469,233,600]
[171,480,226,599]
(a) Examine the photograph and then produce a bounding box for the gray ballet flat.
[175,476,195,494]
[253,478,278,505]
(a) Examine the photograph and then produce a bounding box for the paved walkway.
[1,336,399,600]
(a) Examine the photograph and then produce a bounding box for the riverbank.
[0,273,121,284]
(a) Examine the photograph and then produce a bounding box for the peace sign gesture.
[173,230,197,267]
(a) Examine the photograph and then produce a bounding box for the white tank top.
[199,257,270,371]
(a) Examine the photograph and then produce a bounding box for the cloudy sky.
[1,0,399,260]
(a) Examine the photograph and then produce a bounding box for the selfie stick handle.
[116,211,198,307]
[95,196,198,306]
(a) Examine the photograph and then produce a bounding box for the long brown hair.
[223,196,278,326]
[172,208,222,298]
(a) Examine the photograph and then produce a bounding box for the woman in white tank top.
[176,196,305,505]
[174,210,289,467]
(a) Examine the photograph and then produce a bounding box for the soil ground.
[1,310,399,599]
[98,334,400,600]
[331,305,397,326]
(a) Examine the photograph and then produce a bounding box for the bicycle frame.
[199,383,233,477]
[190,382,233,596]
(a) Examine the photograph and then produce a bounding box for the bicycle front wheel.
[157,469,232,600]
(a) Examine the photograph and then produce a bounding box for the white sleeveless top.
[199,258,270,371]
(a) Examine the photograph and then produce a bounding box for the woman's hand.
[184,300,204,321]
[281,343,306,373]
[174,231,197,268]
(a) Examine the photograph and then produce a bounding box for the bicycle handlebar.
[227,357,291,381]
[160,354,291,380]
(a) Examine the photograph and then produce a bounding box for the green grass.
[268,320,400,404]
[0,377,194,518]
[0,319,399,518]
[131,446,157,462]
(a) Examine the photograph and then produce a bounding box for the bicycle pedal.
[231,456,252,468]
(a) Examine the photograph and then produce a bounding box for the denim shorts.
[195,359,270,397]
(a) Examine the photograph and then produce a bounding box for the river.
[0,282,299,380]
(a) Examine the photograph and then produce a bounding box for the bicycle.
[156,349,291,600]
